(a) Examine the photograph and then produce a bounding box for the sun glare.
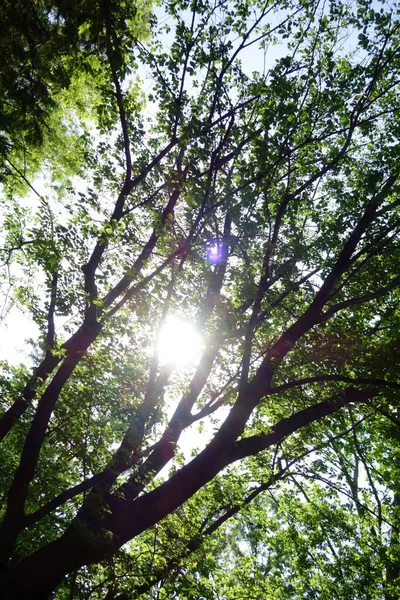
[157,316,203,366]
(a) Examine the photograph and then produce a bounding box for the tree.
[1,0,400,597]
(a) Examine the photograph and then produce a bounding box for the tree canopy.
[1,0,400,598]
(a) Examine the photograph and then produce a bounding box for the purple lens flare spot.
[207,243,222,263]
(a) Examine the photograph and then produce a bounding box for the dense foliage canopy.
[1,0,400,598]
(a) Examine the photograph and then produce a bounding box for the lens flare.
[207,243,222,263]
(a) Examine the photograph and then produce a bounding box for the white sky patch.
[0,309,38,366]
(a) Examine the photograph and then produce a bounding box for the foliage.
[1,0,400,598]
[0,0,151,190]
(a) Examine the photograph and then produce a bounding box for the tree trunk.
[0,527,108,600]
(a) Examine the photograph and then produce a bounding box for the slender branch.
[45,272,58,350]
[270,375,400,394]
[348,406,383,532]
[229,388,376,463]
[102,0,132,183]
[106,248,182,318]
[104,185,185,313]
[293,470,393,528]
[319,273,400,322]
[5,159,43,199]
[330,438,360,506]
[82,138,179,317]
[172,0,197,137]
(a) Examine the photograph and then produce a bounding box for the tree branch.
[269,375,400,394]
[229,387,376,463]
